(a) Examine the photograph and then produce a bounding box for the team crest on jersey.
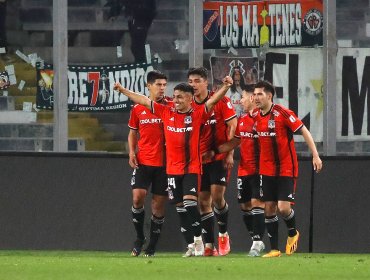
[184,116,192,124]
[289,116,296,123]
[268,120,275,128]
[227,101,233,109]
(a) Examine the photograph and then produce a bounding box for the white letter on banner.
[220,6,226,47]
[269,4,276,46]
[68,71,78,104]
[251,5,259,46]
[275,4,282,46]
[295,3,302,45]
[232,5,239,47]
[242,5,251,46]
[289,4,295,45]
[78,72,88,105]
[226,5,233,47]
[134,67,146,94]
[281,4,289,46]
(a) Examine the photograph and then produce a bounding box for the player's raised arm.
[114,82,152,109]
[300,125,323,173]
[205,76,233,112]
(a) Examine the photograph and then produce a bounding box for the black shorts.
[167,173,200,204]
[237,175,263,203]
[260,175,296,203]
[200,160,229,192]
[130,164,168,196]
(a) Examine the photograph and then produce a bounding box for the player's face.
[147,79,167,101]
[240,91,254,112]
[188,74,208,97]
[233,70,241,86]
[253,87,272,110]
[173,90,192,112]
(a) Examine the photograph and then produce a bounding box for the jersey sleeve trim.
[128,125,138,130]
[293,123,304,133]
[225,114,237,123]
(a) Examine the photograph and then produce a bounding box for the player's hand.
[113,82,123,92]
[312,155,322,173]
[129,153,139,169]
[223,152,234,170]
[222,76,233,87]
[202,150,215,162]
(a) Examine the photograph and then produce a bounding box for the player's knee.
[132,194,145,207]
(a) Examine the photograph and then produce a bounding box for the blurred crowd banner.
[36,62,155,112]
[211,48,370,142]
[264,48,323,141]
[203,0,323,49]
[210,56,259,116]
[337,48,370,140]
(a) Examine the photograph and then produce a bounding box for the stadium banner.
[203,0,323,49]
[36,62,155,112]
[337,48,370,140]
[210,56,259,116]
[264,48,324,141]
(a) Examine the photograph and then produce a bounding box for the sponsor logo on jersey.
[258,131,276,137]
[289,116,296,123]
[240,131,255,138]
[273,110,280,117]
[169,117,174,121]
[167,126,193,133]
[140,118,162,124]
[220,177,226,182]
[239,122,244,126]
[205,119,217,125]
[190,188,196,192]
[184,116,192,124]
[141,111,147,115]
[268,120,275,128]
[288,193,294,199]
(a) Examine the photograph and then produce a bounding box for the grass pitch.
[0,251,369,280]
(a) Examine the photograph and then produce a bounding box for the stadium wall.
[0,154,369,253]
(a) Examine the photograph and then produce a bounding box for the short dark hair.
[146,70,167,84]
[174,83,194,95]
[242,84,255,93]
[255,80,275,96]
[187,67,208,80]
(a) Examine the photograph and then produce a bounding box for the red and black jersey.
[234,113,259,176]
[253,104,303,178]
[151,101,211,175]
[128,97,172,167]
[193,92,236,163]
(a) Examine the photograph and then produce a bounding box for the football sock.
[147,215,165,250]
[214,202,229,234]
[132,206,145,240]
[201,212,215,244]
[252,207,265,241]
[241,209,254,238]
[184,199,202,237]
[283,209,297,237]
[265,215,279,250]
[176,206,194,244]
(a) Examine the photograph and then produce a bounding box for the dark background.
[0,154,369,253]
